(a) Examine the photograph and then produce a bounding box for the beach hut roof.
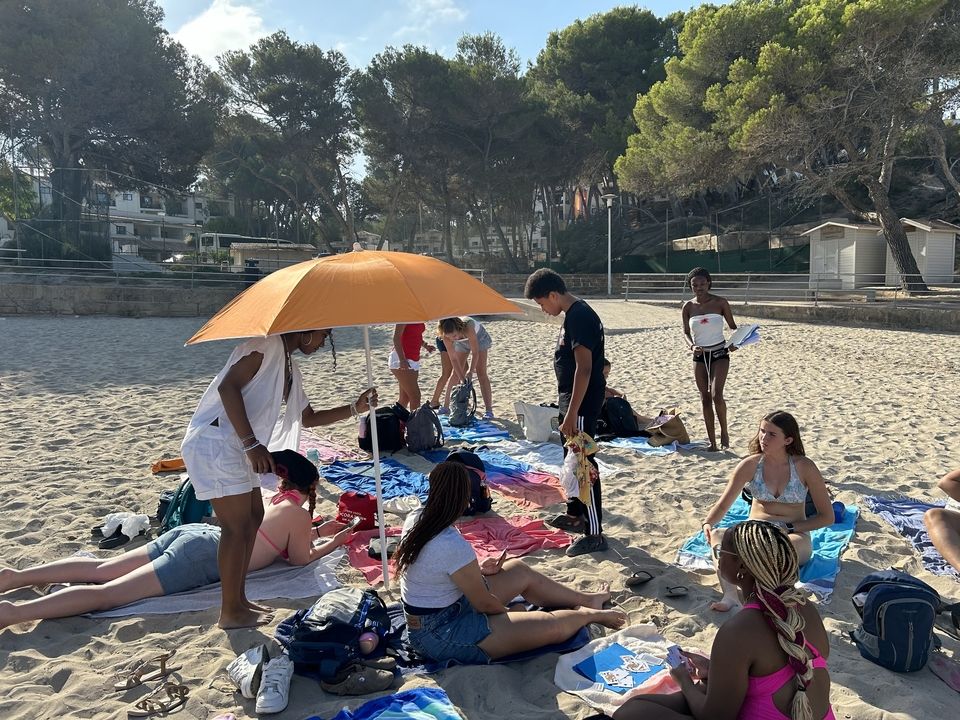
[800,221,881,236]
[900,218,960,233]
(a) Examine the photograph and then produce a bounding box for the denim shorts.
[407,596,492,665]
[435,337,446,353]
[453,324,493,354]
[146,523,222,595]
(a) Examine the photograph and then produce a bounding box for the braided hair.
[394,462,471,575]
[730,520,814,720]
[271,449,319,515]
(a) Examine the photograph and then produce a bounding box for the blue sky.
[158,1,716,70]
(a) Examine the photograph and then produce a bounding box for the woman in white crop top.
[699,411,834,612]
[681,267,738,451]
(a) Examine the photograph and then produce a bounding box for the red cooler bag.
[336,491,377,530]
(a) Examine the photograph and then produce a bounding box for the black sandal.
[664,585,689,598]
[625,570,655,588]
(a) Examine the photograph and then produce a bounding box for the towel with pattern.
[439,414,511,442]
[494,439,616,476]
[864,495,960,579]
[675,497,859,603]
[298,429,366,463]
[346,516,572,585]
[306,688,465,720]
[321,458,430,500]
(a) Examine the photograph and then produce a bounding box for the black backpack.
[159,475,213,535]
[358,405,408,453]
[276,587,392,681]
[445,447,492,515]
[596,397,642,440]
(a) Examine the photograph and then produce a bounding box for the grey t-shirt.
[399,510,477,609]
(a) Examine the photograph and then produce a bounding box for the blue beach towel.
[307,688,464,720]
[601,437,711,455]
[864,495,960,580]
[320,459,430,500]
[675,498,859,603]
[438,415,511,442]
[421,446,535,475]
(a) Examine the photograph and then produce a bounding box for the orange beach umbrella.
[185,251,522,587]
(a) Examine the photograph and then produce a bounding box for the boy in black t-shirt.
[524,269,608,556]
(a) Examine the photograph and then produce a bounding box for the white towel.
[88,549,344,617]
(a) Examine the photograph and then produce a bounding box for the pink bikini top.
[738,602,834,720]
[257,489,304,561]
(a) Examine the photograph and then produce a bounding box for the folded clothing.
[864,495,960,579]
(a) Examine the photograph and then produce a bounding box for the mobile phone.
[347,515,364,529]
[665,645,685,669]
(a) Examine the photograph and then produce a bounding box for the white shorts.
[388,350,420,371]
[181,424,259,501]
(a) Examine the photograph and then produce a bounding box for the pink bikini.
[738,602,836,720]
[256,489,303,560]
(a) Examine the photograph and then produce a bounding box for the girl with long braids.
[611,520,835,720]
[0,451,353,630]
[396,462,626,664]
[701,411,834,612]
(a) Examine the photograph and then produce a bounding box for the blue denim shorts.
[146,523,221,594]
[435,336,446,353]
[407,596,492,665]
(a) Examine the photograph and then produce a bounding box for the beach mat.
[89,548,343,617]
[321,458,430,500]
[554,623,684,717]
[864,495,960,580]
[675,498,859,603]
[494,439,616,476]
[600,437,711,454]
[346,516,571,586]
[439,415,511,442]
[299,429,366,463]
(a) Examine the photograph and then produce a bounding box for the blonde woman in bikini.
[681,267,736,451]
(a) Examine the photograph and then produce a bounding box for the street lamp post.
[600,192,617,296]
[159,210,166,262]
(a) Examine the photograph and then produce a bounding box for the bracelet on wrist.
[243,440,261,452]
[349,402,358,418]
[239,432,256,443]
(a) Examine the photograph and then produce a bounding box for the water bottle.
[306,448,320,465]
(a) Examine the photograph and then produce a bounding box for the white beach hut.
[883,219,958,286]
[802,221,886,289]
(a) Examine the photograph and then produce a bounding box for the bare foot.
[244,600,272,613]
[582,583,612,610]
[706,444,720,452]
[720,433,730,448]
[710,598,742,613]
[594,608,628,629]
[218,608,273,629]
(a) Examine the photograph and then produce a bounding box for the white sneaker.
[255,654,294,714]
[226,643,268,700]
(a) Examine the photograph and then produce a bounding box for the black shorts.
[693,346,729,365]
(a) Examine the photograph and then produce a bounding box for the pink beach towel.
[486,469,566,510]
[298,430,365,463]
[346,516,572,585]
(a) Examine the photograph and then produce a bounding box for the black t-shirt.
[554,299,606,415]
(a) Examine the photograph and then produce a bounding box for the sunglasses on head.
[712,545,738,560]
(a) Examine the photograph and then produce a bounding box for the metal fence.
[622,272,960,306]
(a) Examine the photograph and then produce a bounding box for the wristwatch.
[785,522,796,534]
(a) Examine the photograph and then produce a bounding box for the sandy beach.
[1,299,958,719]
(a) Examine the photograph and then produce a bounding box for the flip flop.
[935,605,960,641]
[113,650,181,691]
[929,652,960,693]
[127,681,189,717]
[664,585,689,598]
[625,570,655,588]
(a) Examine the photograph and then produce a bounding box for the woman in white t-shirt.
[395,462,626,664]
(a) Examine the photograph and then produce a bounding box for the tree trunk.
[491,207,520,272]
[862,176,927,293]
[49,150,82,258]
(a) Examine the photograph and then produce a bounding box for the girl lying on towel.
[395,461,626,664]
[0,450,352,630]
[612,520,835,720]
[701,411,834,612]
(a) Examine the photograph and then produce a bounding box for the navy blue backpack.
[850,569,940,672]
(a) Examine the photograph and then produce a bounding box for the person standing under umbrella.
[181,329,376,629]
[389,323,434,411]
[524,269,608,557]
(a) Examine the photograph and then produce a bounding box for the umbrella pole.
[363,327,390,589]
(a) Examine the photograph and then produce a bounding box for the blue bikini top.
[747,456,806,504]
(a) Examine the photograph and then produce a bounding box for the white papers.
[726,323,761,348]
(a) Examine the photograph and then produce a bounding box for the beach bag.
[445,447,492,515]
[405,403,444,453]
[358,405,406,453]
[159,475,213,535]
[513,401,559,442]
[277,587,392,681]
[646,408,690,447]
[596,397,643,440]
[336,491,378,531]
[850,569,939,672]
[448,379,477,427]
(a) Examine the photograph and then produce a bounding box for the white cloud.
[395,0,467,39]
[172,0,271,67]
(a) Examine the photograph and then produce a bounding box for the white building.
[883,219,958,286]
[802,221,887,289]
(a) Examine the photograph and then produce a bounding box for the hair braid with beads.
[731,520,815,720]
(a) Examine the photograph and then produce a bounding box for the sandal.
[625,570,655,588]
[935,604,960,641]
[114,650,181,691]
[547,514,586,534]
[664,585,689,598]
[127,681,189,717]
[320,663,394,696]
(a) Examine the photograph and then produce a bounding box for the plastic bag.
[560,450,580,500]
